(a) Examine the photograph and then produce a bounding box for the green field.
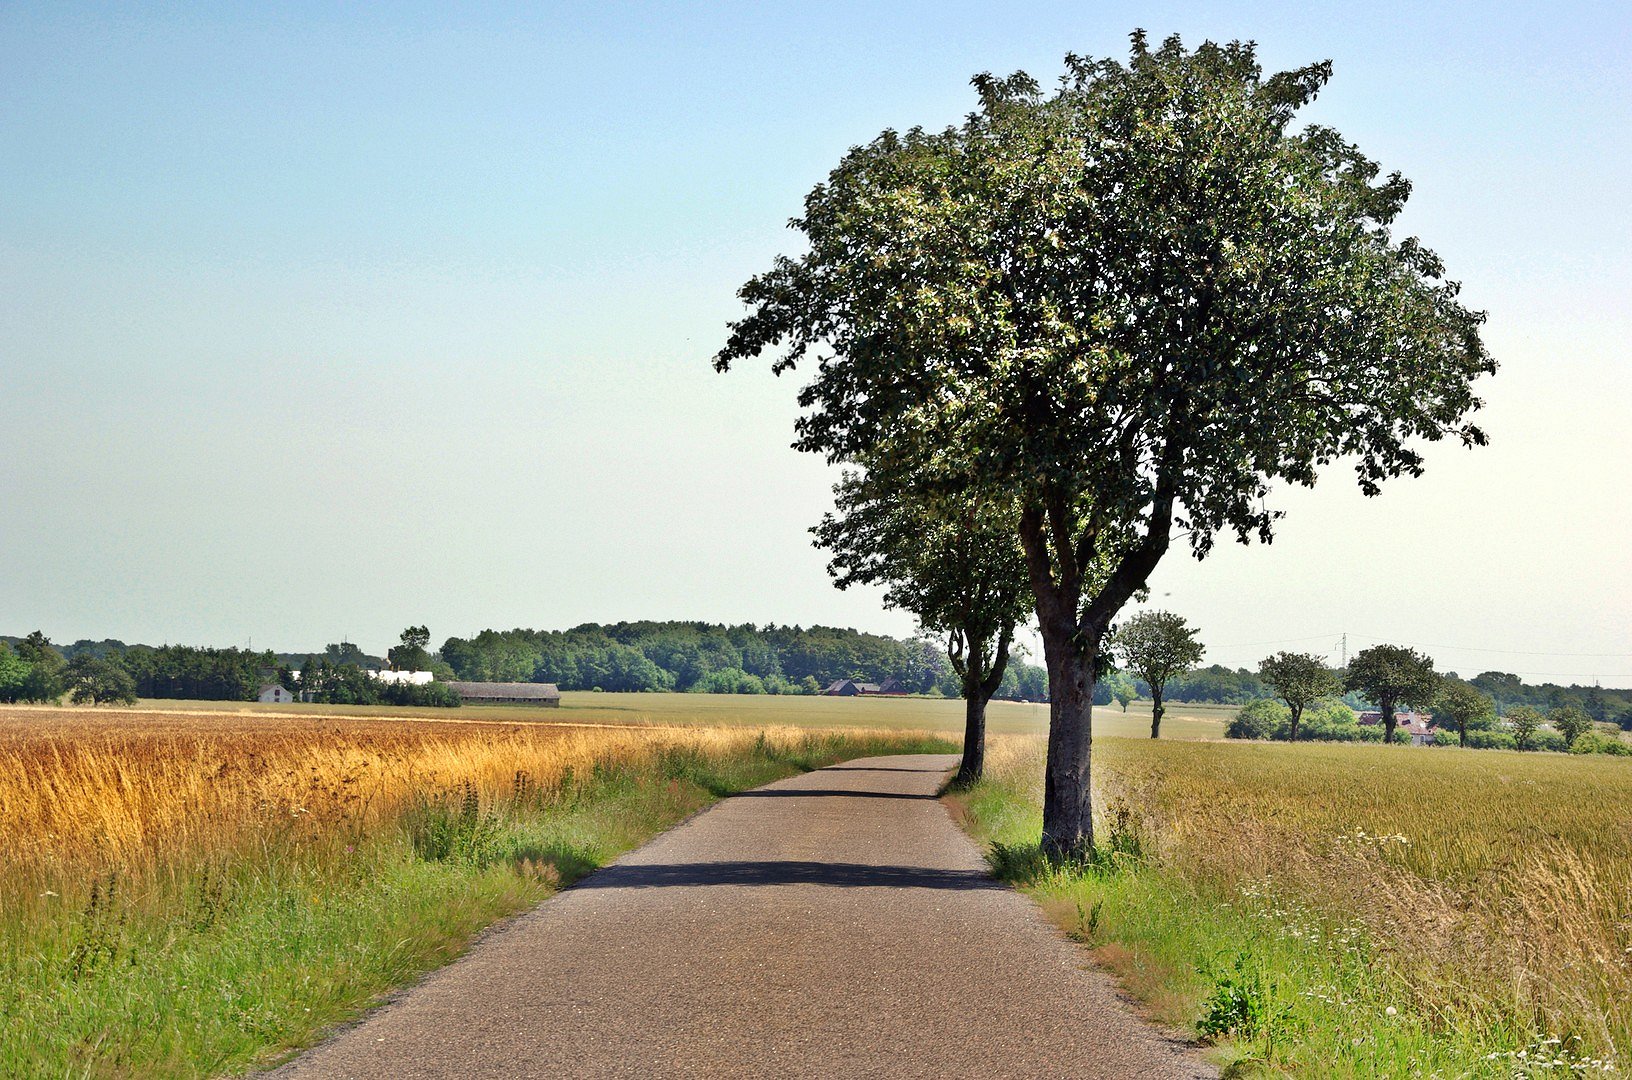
[114,691,1236,740]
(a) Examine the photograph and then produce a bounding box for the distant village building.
[443,681,561,706]
[1358,710,1437,745]
[820,678,904,697]
[257,683,296,705]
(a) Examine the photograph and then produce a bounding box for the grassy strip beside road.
[950,735,1630,1077]
[0,709,953,1077]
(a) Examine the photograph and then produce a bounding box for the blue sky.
[2,2,1628,683]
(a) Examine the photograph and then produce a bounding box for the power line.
[1206,630,1630,660]
[1348,634,1630,659]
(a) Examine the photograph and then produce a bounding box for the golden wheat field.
[983,732,1632,1051]
[0,704,911,886]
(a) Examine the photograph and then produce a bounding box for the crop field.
[0,704,952,1076]
[955,734,1632,1075]
[67,691,1237,740]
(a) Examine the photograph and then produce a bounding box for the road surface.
[271,753,1214,1078]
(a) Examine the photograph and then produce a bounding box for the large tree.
[1259,651,1343,742]
[1113,611,1204,739]
[814,470,1031,785]
[1345,645,1440,744]
[717,34,1493,857]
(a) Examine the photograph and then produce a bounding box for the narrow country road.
[271,754,1214,1078]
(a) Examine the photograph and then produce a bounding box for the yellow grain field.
[0,704,923,882]
[983,732,1632,1052]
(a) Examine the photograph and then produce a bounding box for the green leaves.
[1112,611,1205,690]
[1344,645,1439,712]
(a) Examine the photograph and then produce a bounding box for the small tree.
[1549,704,1592,748]
[815,470,1032,785]
[1113,612,1204,739]
[1258,651,1342,742]
[1345,645,1439,745]
[1105,670,1138,713]
[1505,705,1543,750]
[1436,679,1495,748]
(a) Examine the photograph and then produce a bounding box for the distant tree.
[324,641,371,669]
[1345,645,1439,745]
[14,630,66,700]
[1471,671,1523,715]
[1549,704,1593,748]
[0,644,31,703]
[388,626,433,672]
[1105,670,1138,713]
[1113,612,1205,739]
[799,675,822,695]
[63,654,138,706]
[814,469,1032,786]
[1436,679,1496,748]
[1258,651,1343,741]
[1505,705,1543,750]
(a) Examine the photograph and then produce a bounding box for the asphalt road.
[270,754,1214,1078]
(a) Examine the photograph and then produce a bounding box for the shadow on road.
[821,765,950,774]
[576,859,1001,891]
[728,788,938,801]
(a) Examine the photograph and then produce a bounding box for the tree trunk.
[955,692,986,786]
[1039,619,1096,861]
[1150,687,1164,739]
[1458,722,1466,748]
[1382,701,1397,744]
[1289,703,1302,742]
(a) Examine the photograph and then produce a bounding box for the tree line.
[1224,644,1630,755]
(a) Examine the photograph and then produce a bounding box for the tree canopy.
[1345,644,1440,743]
[1436,679,1496,748]
[1112,611,1205,738]
[1259,651,1343,741]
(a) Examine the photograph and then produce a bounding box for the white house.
[257,683,296,704]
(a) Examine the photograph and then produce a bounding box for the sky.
[1,2,1628,685]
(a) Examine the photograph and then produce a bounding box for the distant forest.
[2,627,1628,724]
[435,622,1051,699]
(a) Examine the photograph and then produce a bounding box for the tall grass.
[0,707,953,1077]
[952,734,1632,1076]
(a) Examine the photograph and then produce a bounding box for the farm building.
[442,681,561,706]
[374,669,434,686]
[1358,710,1437,745]
[257,683,296,705]
[820,678,904,697]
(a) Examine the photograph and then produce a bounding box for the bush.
[1297,699,1365,742]
[1226,699,1287,740]
[1570,731,1632,756]
[695,668,766,694]
[1228,698,1375,743]
[1433,729,1519,750]
[1530,729,1568,753]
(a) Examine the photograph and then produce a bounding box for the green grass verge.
[950,756,1613,1079]
[0,730,954,1078]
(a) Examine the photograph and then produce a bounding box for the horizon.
[2,3,1628,686]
